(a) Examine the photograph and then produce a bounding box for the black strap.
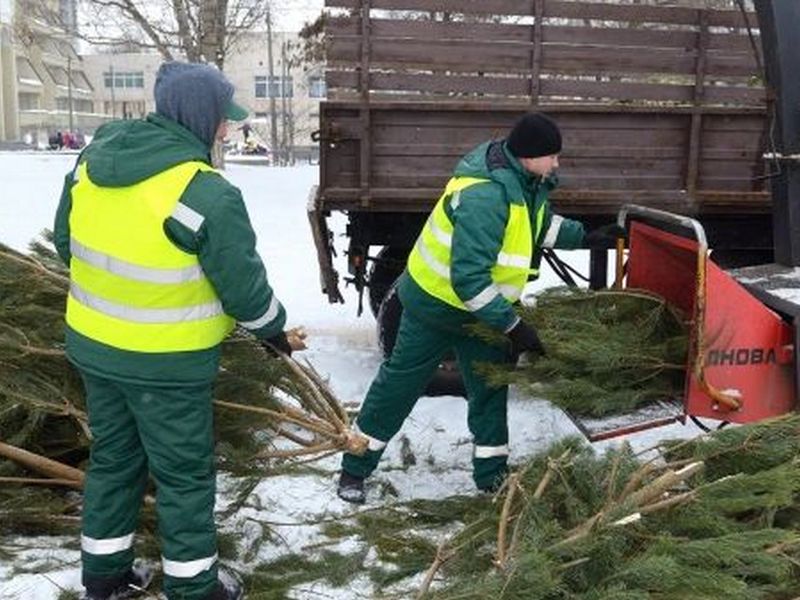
[541,248,589,287]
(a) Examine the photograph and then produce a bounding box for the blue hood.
[154,61,234,148]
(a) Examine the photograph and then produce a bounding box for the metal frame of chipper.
[571,1,800,441]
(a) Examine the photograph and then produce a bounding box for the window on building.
[58,41,79,61]
[36,36,60,56]
[47,65,70,86]
[56,97,69,111]
[75,99,94,113]
[268,76,283,98]
[308,76,326,98]
[16,57,42,84]
[120,100,146,119]
[255,75,294,98]
[255,75,268,98]
[125,72,143,88]
[18,93,40,111]
[274,76,293,98]
[102,71,145,89]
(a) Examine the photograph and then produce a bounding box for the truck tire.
[376,279,403,357]
[368,246,409,318]
[376,282,466,398]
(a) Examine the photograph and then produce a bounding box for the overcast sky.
[272,0,324,32]
[70,0,324,55]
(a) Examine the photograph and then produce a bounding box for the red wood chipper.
[573,0,800,441]
[571,204,797,442]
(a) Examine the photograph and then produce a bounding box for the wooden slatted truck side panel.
[310,0,771,310]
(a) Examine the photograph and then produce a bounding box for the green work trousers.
[79,371,218,600]
[342,309,510,489]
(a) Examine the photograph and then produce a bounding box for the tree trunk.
[172,0,199,61]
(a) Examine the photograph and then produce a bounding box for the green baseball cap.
[225,99,248,121]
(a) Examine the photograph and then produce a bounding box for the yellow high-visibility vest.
[407,176,545,311]
[66,160,235,352]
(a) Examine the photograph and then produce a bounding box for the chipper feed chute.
[571,205,796,442]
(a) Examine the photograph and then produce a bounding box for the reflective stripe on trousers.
[354,423,388,451]
[162,553,218,578]
[474,444,510,459]
[81,532,135,555]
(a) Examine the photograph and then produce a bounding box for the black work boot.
[477,470,510,496]
[337,470,366,504]
[81,563,154,600]
[204,568,244,600]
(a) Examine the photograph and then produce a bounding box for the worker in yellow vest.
[54,62,291,600]
[338,113,622,503]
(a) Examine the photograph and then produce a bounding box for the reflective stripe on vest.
[407,176,545,311]
[66,161,235,352]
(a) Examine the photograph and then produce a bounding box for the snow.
[0,537,81,600]
[0,152,701,599]
[771,288,800,303]
[730,263,800,307]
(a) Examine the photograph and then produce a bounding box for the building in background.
[0,0,105,145]
[0,14,325,160]
[0,0,18,142]
[81,52,159,120]
[82,31,325,163]
[225,30,325,163]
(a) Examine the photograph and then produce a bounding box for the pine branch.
[0,441,83,488]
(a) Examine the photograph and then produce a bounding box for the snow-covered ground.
[0,152,701,599]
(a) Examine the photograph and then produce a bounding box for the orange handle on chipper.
[614,236,625,289]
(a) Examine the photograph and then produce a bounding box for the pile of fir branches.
[475,287,689,417]
[221,417,800,598]
[416,415,800,600]
[0,236,364,539]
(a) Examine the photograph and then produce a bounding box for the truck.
[308,0,800,433]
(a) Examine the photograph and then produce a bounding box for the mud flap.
[307,185,344,303]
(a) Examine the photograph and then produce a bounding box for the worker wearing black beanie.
[338,110,590,505]
[506,112,563,158]
[338,110,628,505]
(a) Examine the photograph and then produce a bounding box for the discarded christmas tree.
[475,287,689,417]
[0,236,366,537]
[234,416,800,598]
[415,415,800,599]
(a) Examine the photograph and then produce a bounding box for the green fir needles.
[475,288,689,417]
[420,417,800,600]
[0,237,364,532]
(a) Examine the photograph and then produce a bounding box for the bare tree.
[27,0,274,70]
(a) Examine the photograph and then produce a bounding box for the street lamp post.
[109,64,116,118]
[67,54,74,132]
[266,8,278,164]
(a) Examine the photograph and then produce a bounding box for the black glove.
[508,320,546,358]
[261,331,293,357]
[583,223,628,249]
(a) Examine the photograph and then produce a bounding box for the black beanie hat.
[506,112,562,158]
